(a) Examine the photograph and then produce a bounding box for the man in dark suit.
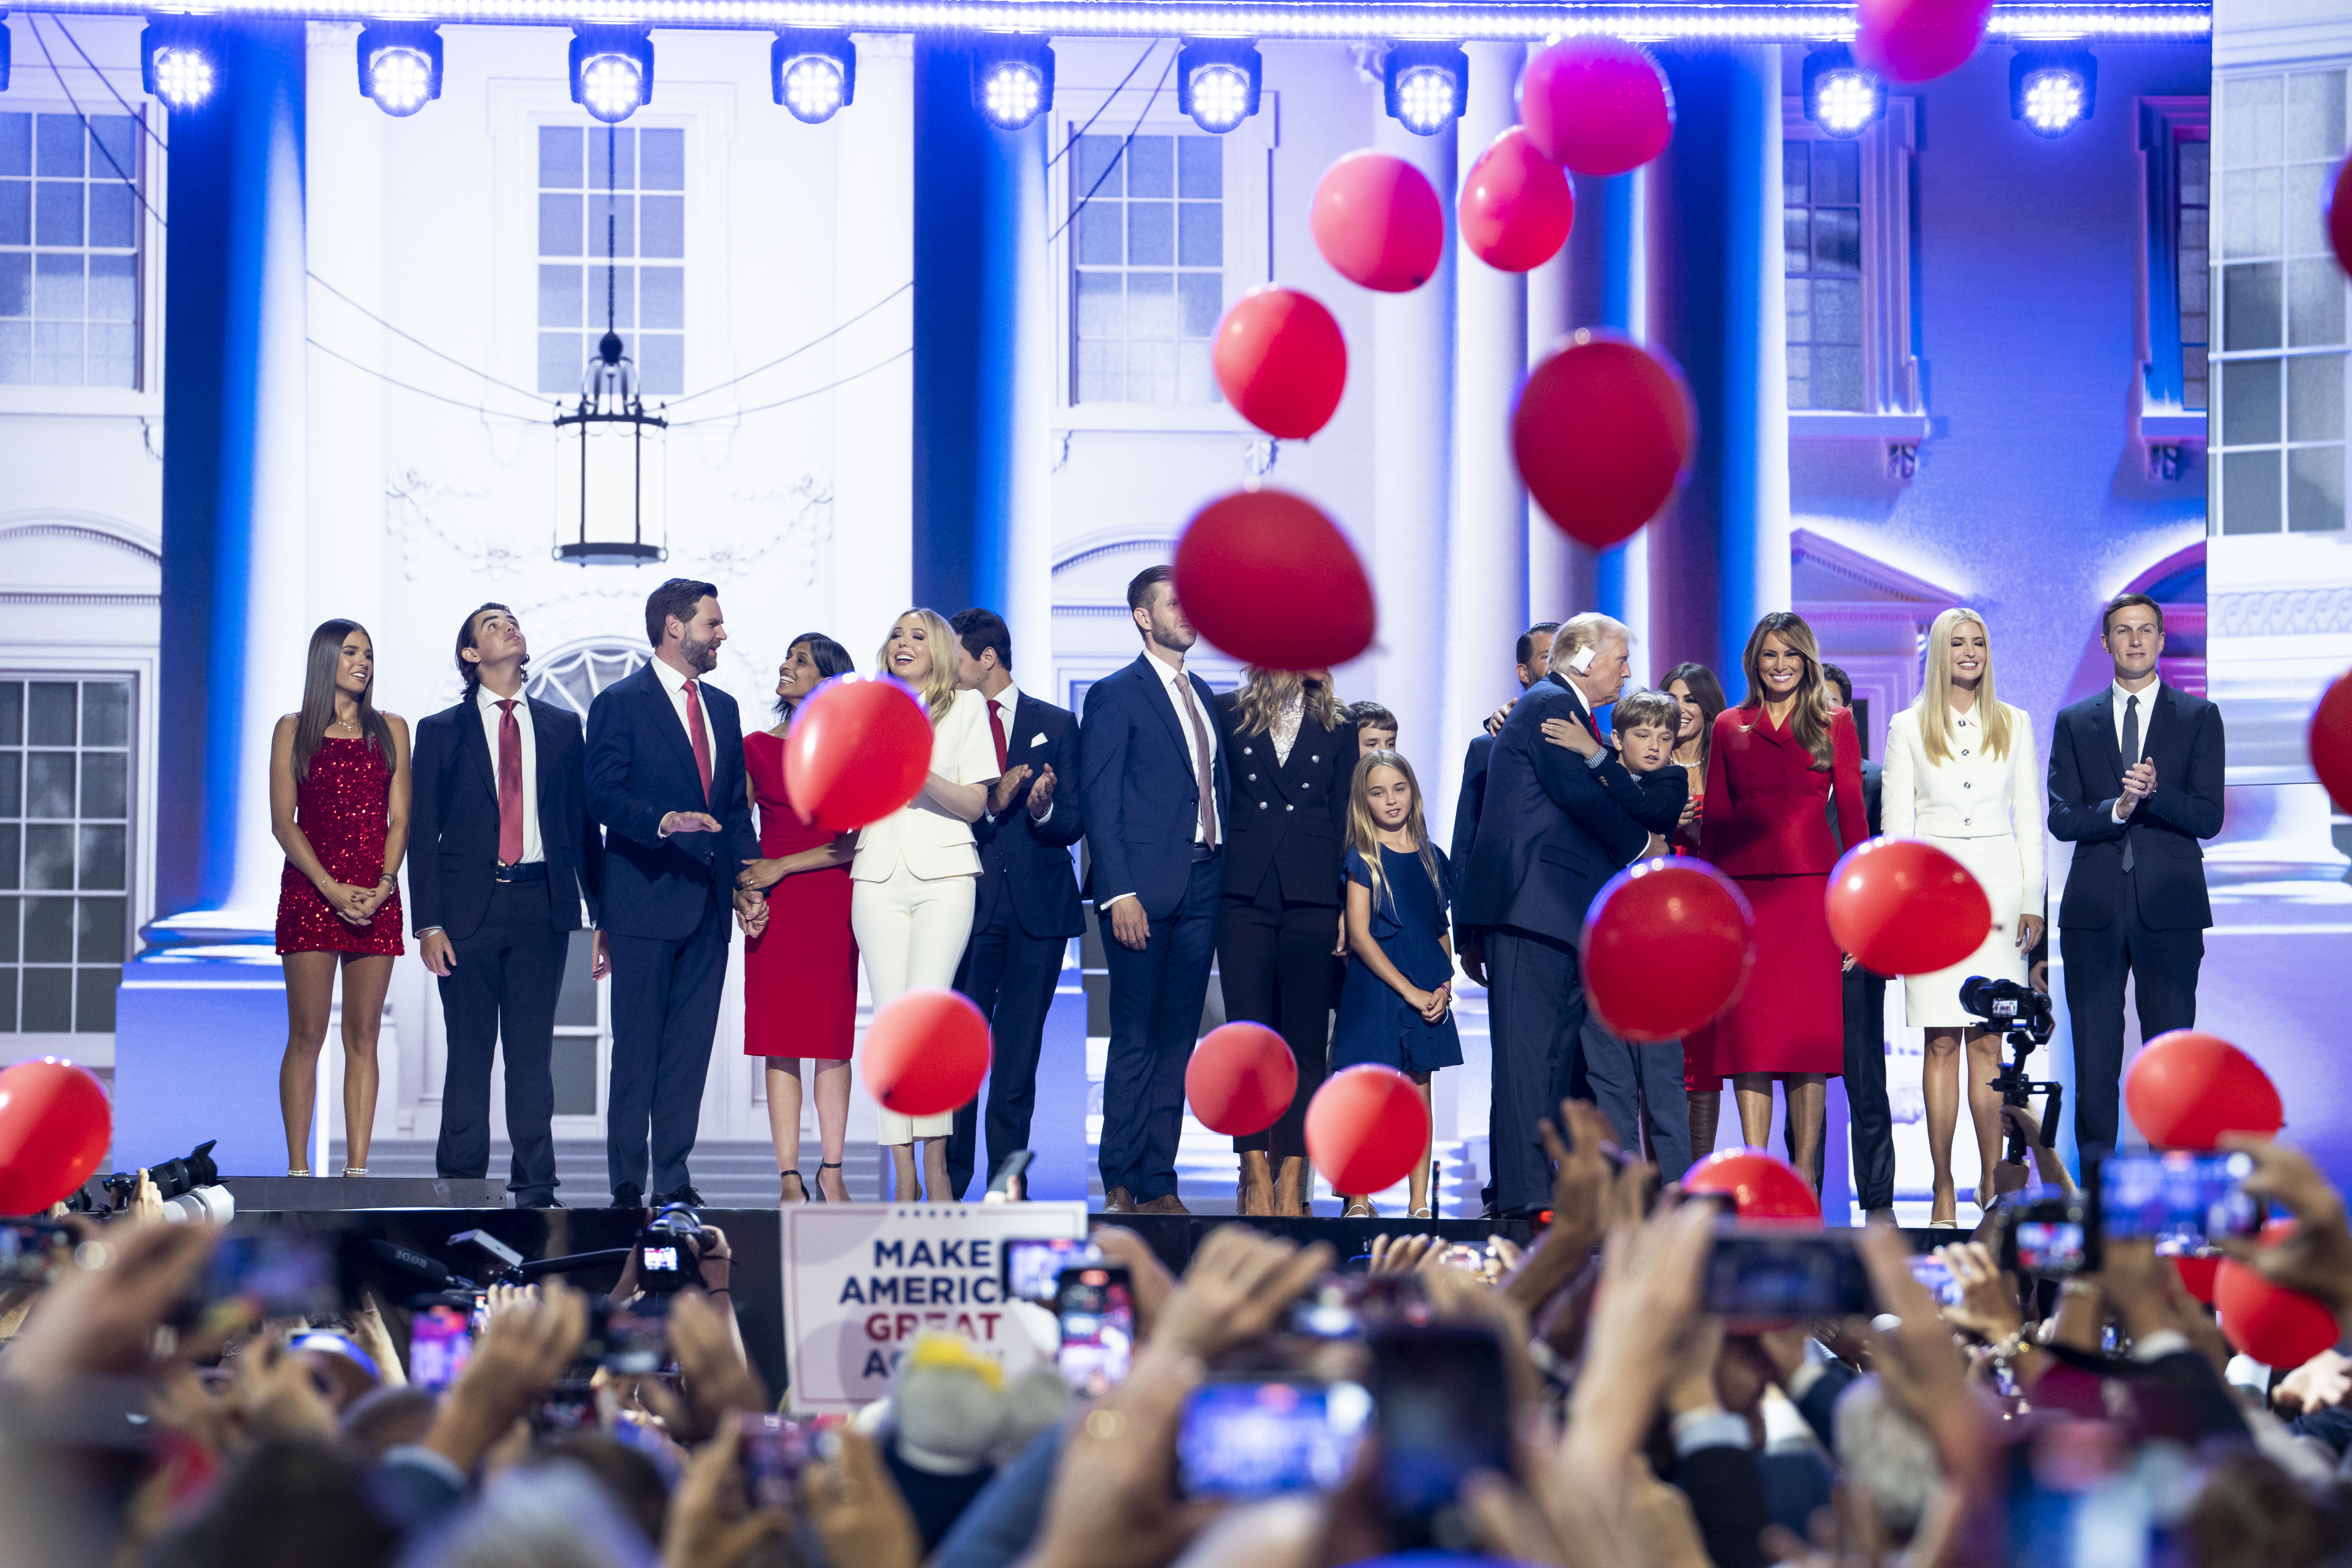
[1459,615,1673,1215]
[1808,663,1895,1219]
[1449,622,1562,905]
[943,608,1086,1200]
[584,579,762,1208]
[409,604,606,1208]
[2048,592,2225,1155]
[1078,566,1231,1215]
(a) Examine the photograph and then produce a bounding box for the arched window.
[527,639,649,720]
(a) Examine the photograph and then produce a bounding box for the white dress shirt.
[1881,701,2045,908]
[651,656,721,833]
[2109,677,2159,822]
[1150,650,1222,846]
[475,682,542,864]
[980,684,1056,830]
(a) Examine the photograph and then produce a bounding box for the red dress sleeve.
[1699,709,1737,864]
[1829,708,1868,853]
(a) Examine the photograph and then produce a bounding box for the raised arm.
[2142,702,2227,841]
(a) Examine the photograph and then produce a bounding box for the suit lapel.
[640,663,702,786]
[1135,655,1191,758]
[528,697,561,817]
[2093,689,2125,784]
[2140,682,2177,767]
[456,694,498,807]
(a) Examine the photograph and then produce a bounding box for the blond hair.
[1347,750,1442,921]
[1231,668,1341,739]
[876,608,961,725]
[1737,612,1836,771]
[1551,613,1631,676]
[1916,608,2017,765]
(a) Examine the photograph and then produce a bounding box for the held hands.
[1027,763,1057,818]
[988,764,1033,817]
[733,888,769,937]
[662,810,725,836]
[2116,758,2157,819]
[1540,715,1605,760]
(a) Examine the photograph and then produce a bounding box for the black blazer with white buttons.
[1214,692,1358,907]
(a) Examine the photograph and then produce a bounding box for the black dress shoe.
[513,1193,563,1209]
[652,1184,704,1208]
[611,1182,644,1209]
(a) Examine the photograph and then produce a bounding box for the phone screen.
[205,1233,342,1324]
[592,1302,672,1375]
[2015,1220,2088,1275]
[1005,1239,1101,1306]
[1700,1228,1871,1318]
[0,1223,70,1287]
[1177,1379,1371,1499]
[739,1413,815,1509]
[538,1379,600,1434]
[2098,1151,2258,1245]
[1907,1255,1964,1308]
[1055,1265,1134,1397]
[1371,1325,1512,1549]
[408,1305,475,1393]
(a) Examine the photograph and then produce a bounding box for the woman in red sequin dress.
[271,620,411,1179]
[735,633,860,1204]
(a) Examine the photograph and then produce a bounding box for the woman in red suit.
[272,620,410,1178]
[1699,612,1865,1188]
[737,633,859,1202]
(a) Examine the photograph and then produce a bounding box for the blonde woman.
[1884,609,2044,1226]
[850,609,1003,1201]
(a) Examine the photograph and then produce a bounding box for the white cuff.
[1099,892,1135,911]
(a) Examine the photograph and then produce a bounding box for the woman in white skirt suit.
[1883,608,2045,1227]
[851,609,1002,1203]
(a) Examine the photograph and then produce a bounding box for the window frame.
[532,122,689,400]
[2139,95,2212,418]
[1781,95,1923,435]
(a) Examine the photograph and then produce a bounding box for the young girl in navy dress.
[1329,749,1460,1219]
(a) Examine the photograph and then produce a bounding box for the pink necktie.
[495,700,524,864]
[683,680,713,804]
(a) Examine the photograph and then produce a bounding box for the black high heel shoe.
[779,1170,809,1204]
[815,1159,844,1203]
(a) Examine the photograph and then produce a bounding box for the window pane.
[538,332,582,396]
[552,1036,598,1115]
[0,685,17,744]
[1783,208,1809,274]
[87,255,135,322]
[1076,202,1121,266]
[606,266,635,329]
[80,753,125,820]
[1785,279,1814,342]
[82,684,127,747]
[539,192,581,257]
[636,332,681,396]
[1179,341,1217,403]
[76,897,124,964]
[0,898,15,962]
[2222,358,2283,444]
[1075,134,1124,197]
[0,115,27,177]
[2289,445,2346,532]
[88,183,136,249]
[2290,353,2346,442]
[1178,137,1221,199]
[0,825,14,889]
[1127,272,1175,339]
[639,266,683,331]
[1812,140,1860,204]
[2287,162,2331,257]
[0,183,26,248]
[87,325,132,389]
[35,115,83,177]
[2220,75,2282,168]
[35,183,84,248]
[1782,142,1808,203]
[1177,272,1221,339]
[78,826,124,890]
[1787,345,1814,410]
[1075,270,1123,338]
[90,117,136,181]
[588,126,634,192]
[1127,202,1172,266]
[2224,263,2283,350]
[33,256,84,323]
[19,968,68,1031]
[34,321,81,386]
[2288,257,2345,346]
[557,929,598,1025]
[639,128,684,191]
[1813,278,1863,346]
[25,755,71,819]
[0,756,18,817]
[2222,447,2284,532]
[1813,346,1865,411]
[2223,166,2281,261]
[1812,208,1861,273]
[640,195,683,259]
[75,967,116,1033]
[1178,202,1221,267]
[1127,136,1173,198]
[22,897,70,961]
[0,970,14,1030]
[587,194,635,259]
[539,126,584,188]
[2286,70,2346,162]
[539,265,582,329]
[1075,337,1119,402]
[1126,339,1174,402]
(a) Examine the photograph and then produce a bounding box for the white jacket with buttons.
[1881,701,2045,907]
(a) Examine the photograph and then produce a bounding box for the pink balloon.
[1519,38,1675,177]
[1854,0,1995,82]
[1310,151,1446,293]
[1459,126,1576,273]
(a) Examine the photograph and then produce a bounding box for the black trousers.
[434,878,569,1202]
[1217,873,1338,1159]
[1486,926,1587,1215]
[1099,856,1223,1202]
[605,896,732,1197]
[2062,895,2204,1155]
[945,893,1069,1198]
[1786,966,1894,1210]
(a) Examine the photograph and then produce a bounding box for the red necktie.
[683,679,714,804]
[988,698,1009,773]
[495,700,524,864]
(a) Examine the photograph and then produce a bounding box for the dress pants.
[852,871,979,1144]
[606,896,732,1197]
[1783,966,1895,1209]
[1099,854,1222,1203]
[434,877,569,1202]
[2062,891,2203,1154]
[1218,872,1337,1160]
[1486,926,1588,1215]
[1581,1020,1692,1183]
[945,890,1068,1197]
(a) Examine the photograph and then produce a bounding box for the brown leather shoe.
[1102,1186,1137,1213]
[1238,1151,1275,1216]
[1137,1193,1190,1215]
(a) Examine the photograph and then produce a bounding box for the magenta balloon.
[1519,38,1675,177]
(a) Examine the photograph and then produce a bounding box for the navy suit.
[947,690,1087,1197]
[1079,652,1232,1204]
[584,662,758,1198]
[1449,732,1496,932]
[2047,680,2225,1153]
[1460,676,1671,1211]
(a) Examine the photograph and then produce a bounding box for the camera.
[1999,1185,2094,1277]
[70,1139,226,1216]
[635,1202,708,1295]
[1957,976,2053,1038]
[1960,975,2063,1165]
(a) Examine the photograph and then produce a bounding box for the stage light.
[569,25,652,125]
[1176,37,1262,134]
[1802,45,1884,139]
[772,28,855,123]
[1382,40,1467,137]
[971,35,1053,131]
[2011,46,2096,137]
[141,19,216,110]
[357,22,442,117]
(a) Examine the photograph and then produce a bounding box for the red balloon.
[1310,151,1446,293]
[1306,1065,1431,1196]
[862,989,990,1119]
[1580,859,1755,1042]
[1459,127,1576,273]
[1518,38,1675,177]
[0,1058,111,1215]
[2124,1030,2284,1150]
[1514,331,1696,550]
[1174,489,1376,670]
[1684,1148,1822,1222]
[1213,287,1348,441]
[2172,1253,2222,1305]
[1824,838,1994,976]
[2217,1222,2341,1368]
[784,674,933,833]
[1854,0,1995,82]
[1186,1023,1299,1137]
[2309,668,2352,813]
[2330,159,2352,279]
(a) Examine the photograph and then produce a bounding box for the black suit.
[409,692,604,1203]
[1215,694,1356,1161]
[2047,680,2225,1153]
[946,689,1087,1197]
[1449,731,1496,906]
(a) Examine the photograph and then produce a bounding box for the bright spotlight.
[2011,47,2096,137]
[1382,41,1467,137]
[772,29,855,124]
[141,20,216,110]
[1177,38,1262,134]
[569,25,653,125]
[1802,46,1885,139]
[971,36,1053,131]
[357,23,442,118]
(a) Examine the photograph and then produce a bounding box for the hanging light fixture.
[555,121,667,567]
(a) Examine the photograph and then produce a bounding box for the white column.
[832,33,916,641]
[1002,118,1054,682]
[1746,57,1794,621]
[1619,166,1655,684]
[1524,244,1592,622]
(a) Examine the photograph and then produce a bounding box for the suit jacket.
[1078,653,1234,921]
[972,690,1087,940]
[1450,731,1495,876]
[1458,675,1657,938]
[408,694,604,942]
[1700,704,1867,876]
[1215,692,1356,906]
[584,662,759,940]
[2047,681,2224,932]
[1827,755,1884,845]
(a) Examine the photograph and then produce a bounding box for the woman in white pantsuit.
[851,609,1001,1202]
[1884,608,2045,1227]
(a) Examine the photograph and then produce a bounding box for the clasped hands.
[2116,757,2157,819]
[321,874,396,927]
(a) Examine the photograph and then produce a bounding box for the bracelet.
[2061,1279,2101,1299]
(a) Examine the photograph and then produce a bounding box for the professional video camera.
[1958,975,2061,1164]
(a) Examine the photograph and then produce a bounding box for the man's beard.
[680,633,720,673]
[1150,621,1195,656]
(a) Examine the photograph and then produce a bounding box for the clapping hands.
[2117,757,2157,818]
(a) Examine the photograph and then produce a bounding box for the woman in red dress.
[272,620,410,1178]
[736,633,859,1203]
[1698,613,1865,1188]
